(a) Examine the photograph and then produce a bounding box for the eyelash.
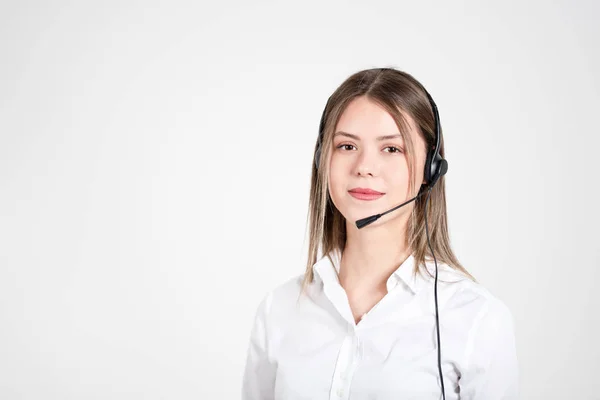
[336,144,404,154]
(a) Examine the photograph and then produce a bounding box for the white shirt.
[242,249,519,399]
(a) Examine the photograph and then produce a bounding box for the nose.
[354,148,380,176]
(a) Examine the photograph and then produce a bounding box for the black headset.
[313,74,449,399]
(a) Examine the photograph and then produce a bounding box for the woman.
[241,67,519,399]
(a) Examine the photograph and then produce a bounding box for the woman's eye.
[385,146,403,154]
[336,144,403,153]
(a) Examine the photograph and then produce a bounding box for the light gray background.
[1,1,598,399]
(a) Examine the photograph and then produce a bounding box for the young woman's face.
[328,96,427,228]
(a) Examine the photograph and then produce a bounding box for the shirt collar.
[312,249,427,295]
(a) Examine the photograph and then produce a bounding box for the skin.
[327,95,428,324]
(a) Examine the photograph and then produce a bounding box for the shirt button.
[336,388,344,397]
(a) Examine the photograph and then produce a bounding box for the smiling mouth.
[348,191,385,201]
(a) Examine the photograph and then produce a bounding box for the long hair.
[300,67,476,296]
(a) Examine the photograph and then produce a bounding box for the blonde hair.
[300,67,476,296]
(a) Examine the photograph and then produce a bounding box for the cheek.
[327,170,349,210]
[385,168,411,195]
[329,151,342,173]
[328,169,344,196]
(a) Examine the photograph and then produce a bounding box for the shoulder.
[436,265,515,330]
[251,273,307,320]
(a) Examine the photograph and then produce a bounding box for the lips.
[348,188,385,201]
[348,188,384,195]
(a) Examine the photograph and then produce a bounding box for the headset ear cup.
[428,155,448,189]
[424,151,448,187]
[438,158,448,177]
[424,150,435,184]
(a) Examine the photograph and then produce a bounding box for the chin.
[340,207,376,223]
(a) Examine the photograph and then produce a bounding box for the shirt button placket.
[330,333,356,400]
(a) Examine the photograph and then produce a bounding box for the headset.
[313,73,449,399]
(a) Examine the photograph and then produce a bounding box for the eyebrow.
[333,131,403,141]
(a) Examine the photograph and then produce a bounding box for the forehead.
[334,96,418,140]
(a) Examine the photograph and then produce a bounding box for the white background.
[1,1,598,399]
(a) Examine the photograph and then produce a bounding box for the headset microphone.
[354,185,424,229]
[355,189,425,229]
[355,157,448,229]
[314,72,448,400]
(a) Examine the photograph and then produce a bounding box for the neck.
[338,218,411,293]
